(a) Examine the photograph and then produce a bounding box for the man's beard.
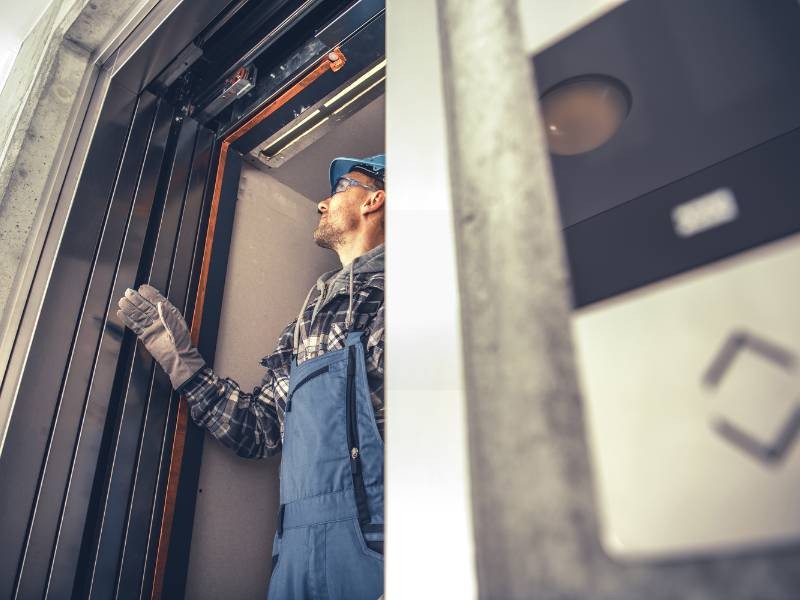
[314,215,346,250]
[314,213,352,252]
[314,201,360,249]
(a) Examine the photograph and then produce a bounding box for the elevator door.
[0,80,221,599]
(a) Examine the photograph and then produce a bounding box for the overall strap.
[345,330,366,347]
[345,329,371,529]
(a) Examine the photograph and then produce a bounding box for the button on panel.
[705,332,800,462]
[573,233,800,560]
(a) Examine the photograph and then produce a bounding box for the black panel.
[532,0,800,228]
[189,0,315,96]
[203,0,380,133]
[566,126,800,308]
[112,0,234,95]
[315,0,384,47]
[230,12,384,153]
[0,79,138,600]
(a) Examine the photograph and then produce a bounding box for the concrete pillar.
[435,0,800,598]
[435,0,600,597]
[0,0,160,356]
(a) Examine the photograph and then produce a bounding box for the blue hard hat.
[329,154,385,194]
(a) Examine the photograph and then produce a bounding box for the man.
[116,154,386,600]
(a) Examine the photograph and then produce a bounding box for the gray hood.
[317,242,384,306]
[292,243,384,354]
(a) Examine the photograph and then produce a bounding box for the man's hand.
[116,284,206,390]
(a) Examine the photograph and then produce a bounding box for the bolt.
[328,52,339,62]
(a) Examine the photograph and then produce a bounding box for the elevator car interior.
[0,0,798,598]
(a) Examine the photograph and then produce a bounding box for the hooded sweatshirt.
[293,242,385,355]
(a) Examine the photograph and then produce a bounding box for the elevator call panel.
[532,0,800,559]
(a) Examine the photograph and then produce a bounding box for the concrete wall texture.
[0,0,152,342]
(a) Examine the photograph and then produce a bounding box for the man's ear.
[361,190,385,216]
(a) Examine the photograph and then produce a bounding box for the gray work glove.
[116,284,206,390]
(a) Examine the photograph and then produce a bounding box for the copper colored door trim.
[150,47,346,600]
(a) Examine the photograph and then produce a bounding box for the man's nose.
[317,199,329,214]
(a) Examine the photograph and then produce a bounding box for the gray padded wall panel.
[184,164,340,600]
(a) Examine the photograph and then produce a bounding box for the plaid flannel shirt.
[178,269,384,459]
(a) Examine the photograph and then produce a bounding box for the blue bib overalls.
[267,330,384,599]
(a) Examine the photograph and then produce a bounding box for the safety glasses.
[332,176,380,195]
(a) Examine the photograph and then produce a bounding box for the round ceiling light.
[539,75,631,156]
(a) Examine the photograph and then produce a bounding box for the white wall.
[385,2,477,598]
[0,0,74,173]
[518,0,628,54]
[0,0,57,92]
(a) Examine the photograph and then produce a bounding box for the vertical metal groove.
[110,118,202,600]
[82,101,186,600]
[45,96,176,600]
[13,91,149,600]
[138,127,216,600]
